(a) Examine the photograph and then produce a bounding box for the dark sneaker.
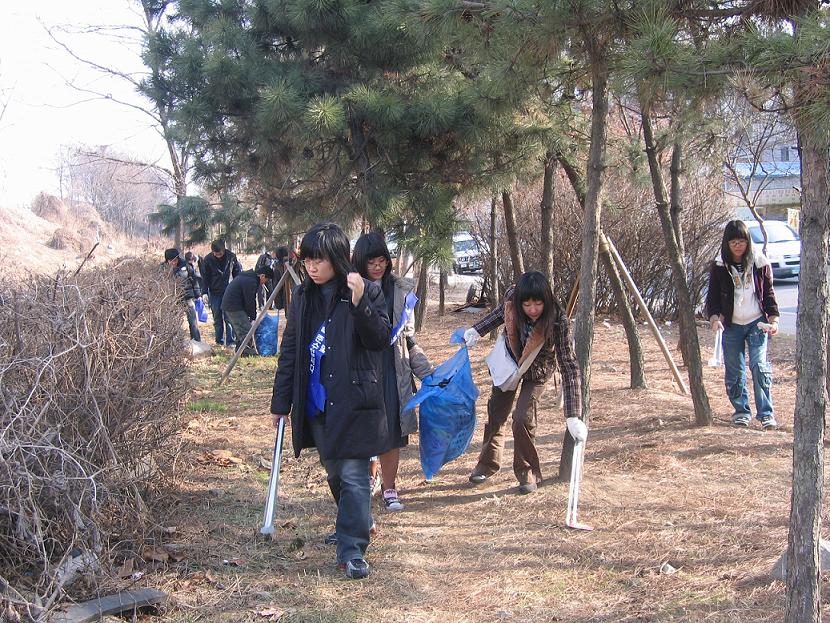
[732,417,750,428]
[343,558,370,579]
[383,489,404,512]
[469,473,487,484]
[760,416,778,430]
[518,482,538,495]
[324,531,337,545]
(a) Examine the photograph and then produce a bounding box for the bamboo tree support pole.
[285,262,302,286]
[565,280,580,319]
[601,233,688,395]
[217,264,301,387]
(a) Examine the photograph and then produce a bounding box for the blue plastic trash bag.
[255,314,280,356]
[404,328,479,480]
[194,297,208,323]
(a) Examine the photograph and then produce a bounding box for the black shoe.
[323,531,337,545]
[518,481,538,495]
[343,558,370,579]
[469,473,487,484]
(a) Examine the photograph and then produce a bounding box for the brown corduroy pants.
[471,380,545,485]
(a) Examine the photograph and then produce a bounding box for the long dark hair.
[720,219,753,271]
[352,231,393,289]
[512,271,562,341]
[299,223,353,291]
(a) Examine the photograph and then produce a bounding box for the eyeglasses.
[301,258,328,269]
[367,258,388,270]
[728,239,748,246]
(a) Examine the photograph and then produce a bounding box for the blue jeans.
[307,418,371,565]
[722,317,774,422]
[208,293,235,346]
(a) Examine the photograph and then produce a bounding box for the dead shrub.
[30,193,68,224]
[0,259,188,619]
[46,228,80,251]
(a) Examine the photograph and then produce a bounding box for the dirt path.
[145,291,828,623]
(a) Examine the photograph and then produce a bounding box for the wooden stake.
[602,233,689,395]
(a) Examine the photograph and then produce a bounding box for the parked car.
[452,232,482,274]
[744,220,800,280]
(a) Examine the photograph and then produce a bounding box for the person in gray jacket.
[352,232,434,512]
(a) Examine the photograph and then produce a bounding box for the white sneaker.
[383,489,404,512]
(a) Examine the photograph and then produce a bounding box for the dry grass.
[109,282,829,623]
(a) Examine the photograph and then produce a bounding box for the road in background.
[774,276,799,335]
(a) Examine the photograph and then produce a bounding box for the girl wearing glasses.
[270,223,391,579]
[705,219,780,429]
[351,232,434,513]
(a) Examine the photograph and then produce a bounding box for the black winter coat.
[164,259,201,301]
[201,251,242,296]
[221,269,260,320]
[270,280,391,460]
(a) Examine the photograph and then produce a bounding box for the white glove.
[463,327,480,347]
[567,417,588,443]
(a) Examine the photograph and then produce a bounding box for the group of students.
[164,240,295,355]
[266,218,784,580]
[268,222,583,579]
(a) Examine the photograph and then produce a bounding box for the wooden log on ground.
[51,588,167,623]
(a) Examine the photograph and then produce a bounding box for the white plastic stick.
[566,441,593,531]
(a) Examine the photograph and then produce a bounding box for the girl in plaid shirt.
[462,271,582,494]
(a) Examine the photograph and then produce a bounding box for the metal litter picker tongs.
[259,417,286,536]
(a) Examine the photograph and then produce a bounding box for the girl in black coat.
[270,223,391,579]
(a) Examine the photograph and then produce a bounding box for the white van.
[744,220,800,280]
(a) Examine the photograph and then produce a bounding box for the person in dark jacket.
[184,251,205,295]
[273,246,291,311]
[255,251,275,311]
[163,248,202,341]
[270,222,391,580]
[462,271,583,494]
[705,219,780,429]
[201,239,242,347]
[222,266,274,356]
[352,232,434,512]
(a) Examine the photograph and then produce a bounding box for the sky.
[0,1,167,207]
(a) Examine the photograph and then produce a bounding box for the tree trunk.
[573,55,609,428]
[557,152,646,390]
[502,189,524,281]
[489,196,500,339]
[669,141,690,367]
[784,118,829,623]
[640,108,712,426]
[174,180,185,249]
[600,237,647,388]
[669,142,685,257]
[438,269,447,316]
[540,154,555,286]
[414,260,429,332]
